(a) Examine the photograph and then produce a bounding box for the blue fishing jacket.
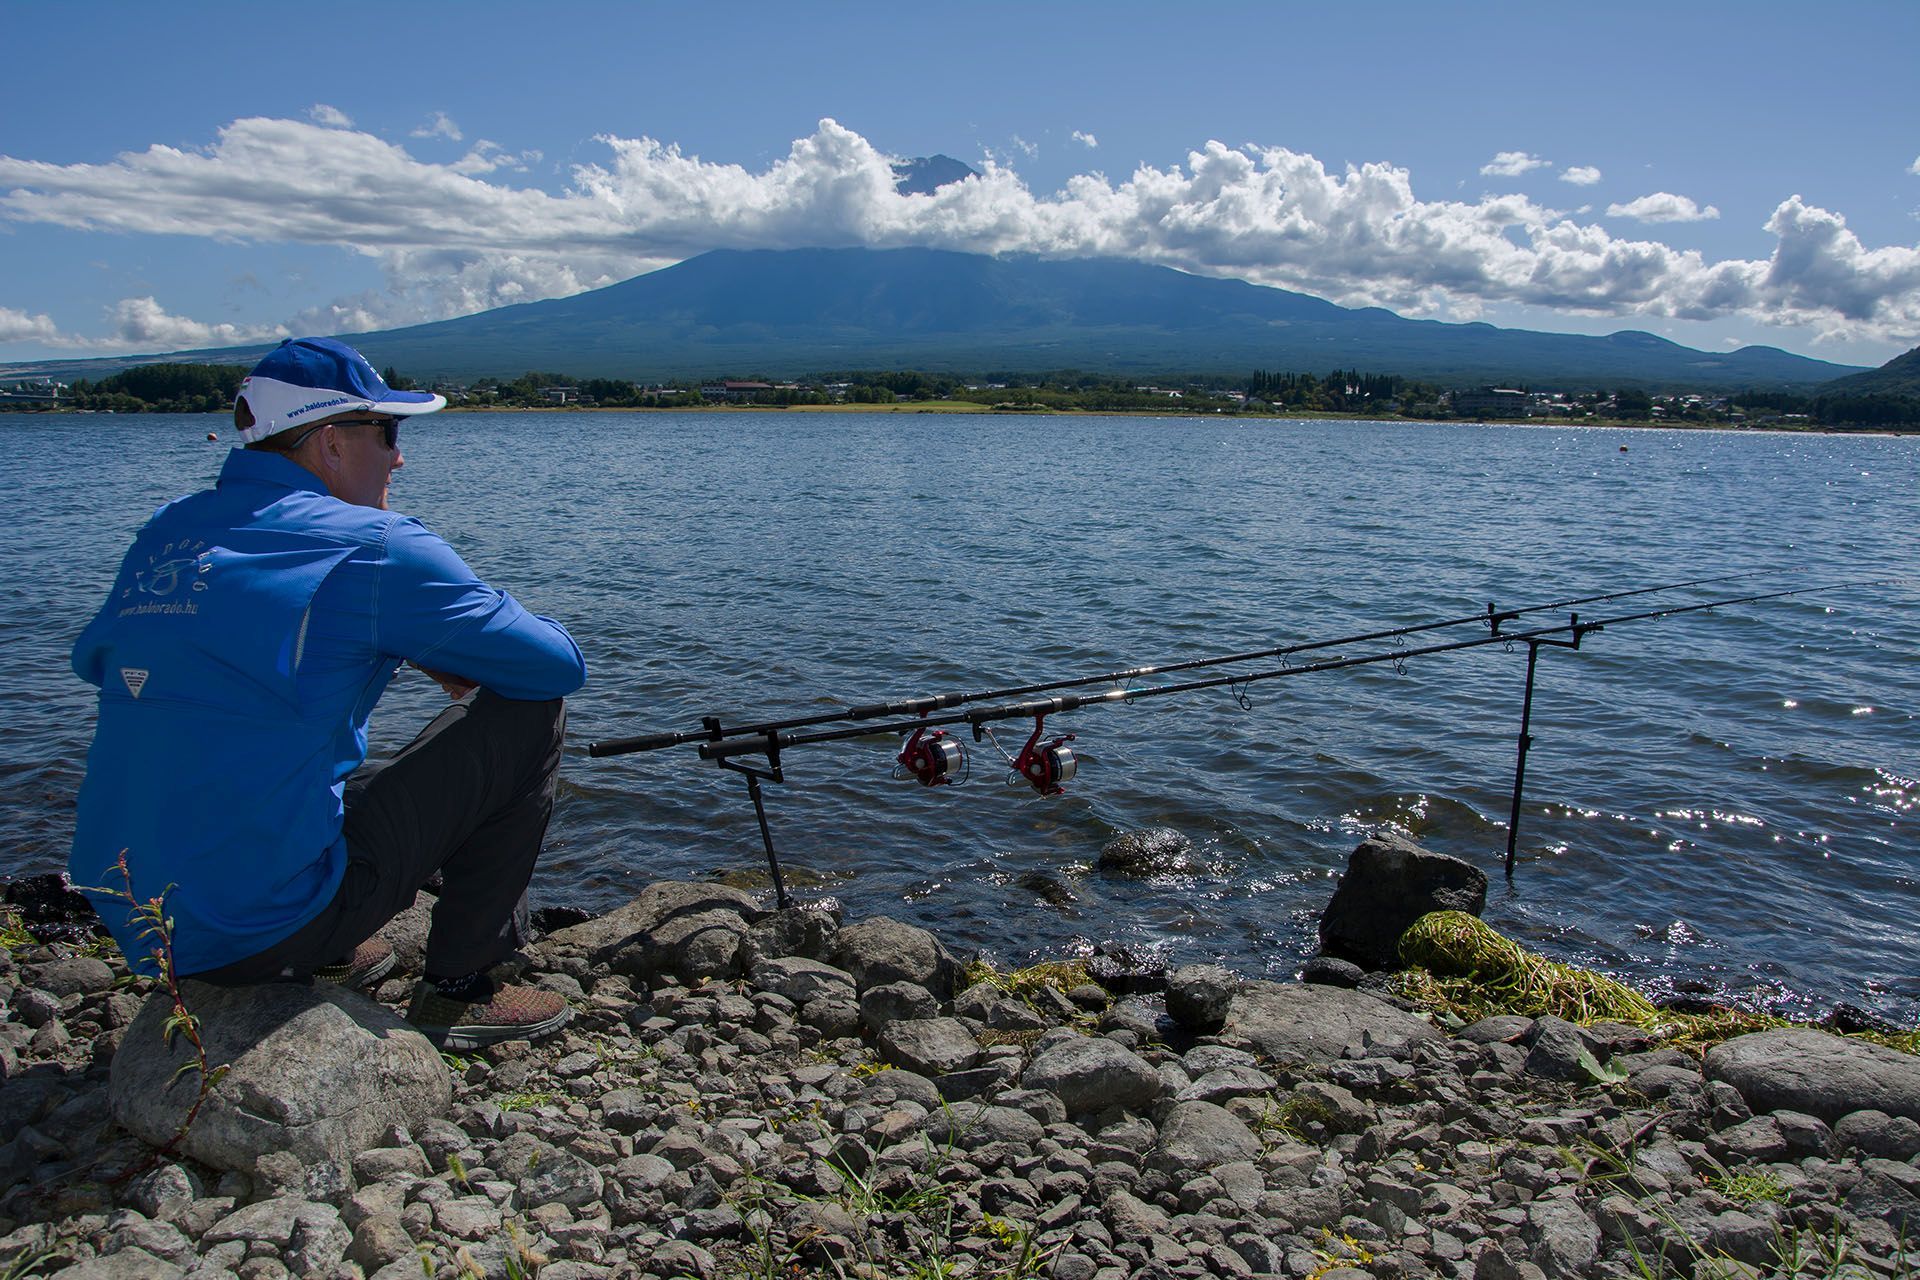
[69,449,586,976]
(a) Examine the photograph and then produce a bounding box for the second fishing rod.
[586,567,1796,759]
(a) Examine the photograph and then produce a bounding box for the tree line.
[12,361,1917,426]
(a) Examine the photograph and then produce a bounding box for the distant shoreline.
[7,402,1913,436]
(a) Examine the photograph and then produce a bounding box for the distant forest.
[12,361,1917,427]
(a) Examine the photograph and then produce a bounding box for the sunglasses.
[283,414,401,451]
[331,415,402,450]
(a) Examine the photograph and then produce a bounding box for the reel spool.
[897,723,965,787]
[1013,716,1076,796]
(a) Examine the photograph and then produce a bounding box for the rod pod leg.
[742,771,792,911]
[1505,640,1541,879]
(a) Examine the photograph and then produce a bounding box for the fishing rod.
[587,567,1793,759]
[588,574,1903,906]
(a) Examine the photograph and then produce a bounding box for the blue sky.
[3,1,1917,369]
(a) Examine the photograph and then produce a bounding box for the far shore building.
[1450,387,1532,418]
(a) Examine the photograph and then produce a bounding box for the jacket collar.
[217,446,331,497]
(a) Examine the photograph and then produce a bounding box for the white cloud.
[411,111,464,143]
[307,104,353,129]
[1072,130,1099,149]
[106,297,290,349]
[1910,155,1919,176]
[1011,134,1038,159]
[1481,151,1550,177]
[1,117,1916,350]
[1607,192,1721,223]
[1560,165,1602,186]
[448,139,538,176]
[0,306,61,343]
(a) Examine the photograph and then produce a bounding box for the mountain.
[1816,344,1920,397]
[4,248,1866,390]
[890,154,980,195]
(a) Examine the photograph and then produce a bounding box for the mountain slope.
[5,248,1866,390]
[324,248,1857,389]
[1817,344,1920,397]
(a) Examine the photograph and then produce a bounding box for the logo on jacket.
[121,668,149,698]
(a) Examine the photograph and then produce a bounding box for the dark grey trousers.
[194,689,567,984]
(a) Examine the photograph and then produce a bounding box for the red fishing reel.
[896,722,965,787]
[1013,714,1076,796]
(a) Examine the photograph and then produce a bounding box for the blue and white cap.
[233,337,445,443]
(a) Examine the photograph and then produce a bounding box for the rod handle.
[587,729,693,758]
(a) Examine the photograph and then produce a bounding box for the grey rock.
[1833,1108,1920,1160]
[1523,1016,1592,1081]
[377,890,434,974]
[101,1216,193,1264]
[920,1101,1046,1148]
[432,1195,502,1238]
[1289,1080,1373,1134]
[351,1145,430,1182]
[515,1149,605,1209]
[599,1088,652,1133]
[1704,1028,1920,1123]
[109,982,450,1172]
[1102,1186,1173,1236]
[1458,1015,1536,1044]
[1176,1064,1279,1105]
[832,916,960,998]
[1299,955,1366,988]
[125,1163,203,1222]
[32,956,117,998]
[347,1214,413,1271]
[1164,964,1238,1032]
[1148,1100,1260,1173]
[1769,1109,1832,1157]
[876,1017,980,1077]
[203,1198,349,1275]
[546,881,762,982]
[1024,1035,1163,1115]
[859,980,940,1032]
[57,1249,183,1280]
[1709,1115,1790,1163]
[799,995,862,1038]
[951,983,1049,1031]
[1521,1196,1598,1278]
[1318,831,1488,970]
[1846,1157,1920,1232]
[1096,828,1195,876]
[739,903,840,967]
[1224,980,1441,1065]
[1704,1209,1777,1266]
[650,1241,718,1278]
[750,956,856,1005]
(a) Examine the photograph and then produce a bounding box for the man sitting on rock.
[69,336,586,1051]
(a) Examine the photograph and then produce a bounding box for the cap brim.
[376,390,447,415]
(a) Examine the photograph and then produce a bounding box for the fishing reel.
[896,722,966,787]
[1012,715,1077,796]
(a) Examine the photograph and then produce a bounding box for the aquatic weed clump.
[1393,910,1664,1025]
[1389,911,1920,1056]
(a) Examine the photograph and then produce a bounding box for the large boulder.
[1023,1035,1163,1115]
[1222,981,1442,1065]
[110,982,450,1172]
[832,917,960,999]
[541,881,764,982]
[1704,1029,1920,1124]
[1317,832,1487,970]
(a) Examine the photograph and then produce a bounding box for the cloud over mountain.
[1,116,1916,352]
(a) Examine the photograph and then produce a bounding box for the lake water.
[4,410,1915,1022]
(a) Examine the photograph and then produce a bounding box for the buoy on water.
[1619,445,1629,452]
[206,431,218,441]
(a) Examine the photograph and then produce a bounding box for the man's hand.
[411,662,479,700]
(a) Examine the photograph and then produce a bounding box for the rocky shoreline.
[1,867,1917,1280]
